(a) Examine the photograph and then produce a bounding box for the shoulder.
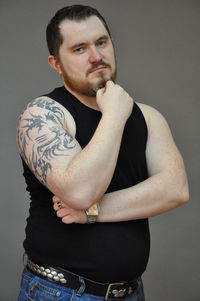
[18,96,76,137]
[136,102,169,132]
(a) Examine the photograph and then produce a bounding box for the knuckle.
[107,80,112,85]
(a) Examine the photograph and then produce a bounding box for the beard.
[60,59,117,97]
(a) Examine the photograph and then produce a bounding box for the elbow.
[180,173,190,204]
[62,188,96,210]
[62,193,91,210]
[165,157,189,207]
[56,175,103,210]
[165,171,189,209]
[175,177,190,206]
[177,191,189,206]
[180,185,189,204]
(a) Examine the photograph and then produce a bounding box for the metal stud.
[45,269,51,274]
[46,273,53,279]
[27,259,68,286]
[41,271,47,277]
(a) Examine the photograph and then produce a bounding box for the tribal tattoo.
[17,97,76,186]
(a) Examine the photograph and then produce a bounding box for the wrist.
[101,113,126,132]
[85,203,100,224]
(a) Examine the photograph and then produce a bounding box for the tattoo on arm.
[17,98,76,186]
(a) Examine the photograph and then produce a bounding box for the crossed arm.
[17,97,189,224]
[53,103,189,223]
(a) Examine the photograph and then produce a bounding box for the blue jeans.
[17,267,145,301]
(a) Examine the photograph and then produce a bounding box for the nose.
[88,46,102,64]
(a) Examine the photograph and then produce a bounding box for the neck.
[63,83,100,111]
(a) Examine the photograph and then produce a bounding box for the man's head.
[46,5,117,97]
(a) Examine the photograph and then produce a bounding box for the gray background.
[0,0,199,300]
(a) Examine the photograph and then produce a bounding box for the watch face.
[86,203,99,223]
[87,203,99,216]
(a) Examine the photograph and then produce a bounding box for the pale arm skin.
[53,103,189,224]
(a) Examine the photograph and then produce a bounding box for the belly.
[25,214,150,282]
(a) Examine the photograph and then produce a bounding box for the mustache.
[87,60,110,75]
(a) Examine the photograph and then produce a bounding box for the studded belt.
[27,259,139,300]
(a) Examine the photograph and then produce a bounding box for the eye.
[97,40,107,47]
[74,47,85,54]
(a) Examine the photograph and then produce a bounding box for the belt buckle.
[105,282,126,300]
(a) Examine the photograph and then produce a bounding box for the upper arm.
[17,96,82,196]
[138,103,185,177]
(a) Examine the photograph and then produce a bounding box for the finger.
[52,195,60,203]
[53,203,59,211]
[57,208,71,218]
[96,87,104,97]
[57,201,63,209]
[62,215,75,224]
[53,201,64,211]
[97,80,113,97]
[105,80,114,86]
[103,80,114,92]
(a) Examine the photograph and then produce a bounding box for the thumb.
[105,80,114,89]
[96,87,105,98]
[105,80,114,86]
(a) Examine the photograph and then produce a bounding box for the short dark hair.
[46,5,112,59]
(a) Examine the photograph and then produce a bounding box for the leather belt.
[27,259,139,299]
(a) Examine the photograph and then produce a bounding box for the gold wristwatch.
[85,203,99,224]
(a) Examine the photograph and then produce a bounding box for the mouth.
[90,65,107,74]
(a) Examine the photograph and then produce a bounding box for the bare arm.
[53,104,189,223]
[97,104,189,221]
[17,81,133,210]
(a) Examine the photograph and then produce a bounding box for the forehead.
[59,16,109,45]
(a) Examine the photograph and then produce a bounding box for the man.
[17,5,189,301]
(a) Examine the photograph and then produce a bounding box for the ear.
[48,55,62,75]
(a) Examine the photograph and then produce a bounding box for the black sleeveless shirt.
[22,86,150,282]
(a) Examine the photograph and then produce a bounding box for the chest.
[75,105,147,169]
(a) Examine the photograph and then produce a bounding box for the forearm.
[97,169,189,222]
[64,113,125,208]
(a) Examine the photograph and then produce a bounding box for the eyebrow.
[96,35,109,42]
[69,35,109,50]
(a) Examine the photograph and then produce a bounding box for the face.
[56,16,117,97]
